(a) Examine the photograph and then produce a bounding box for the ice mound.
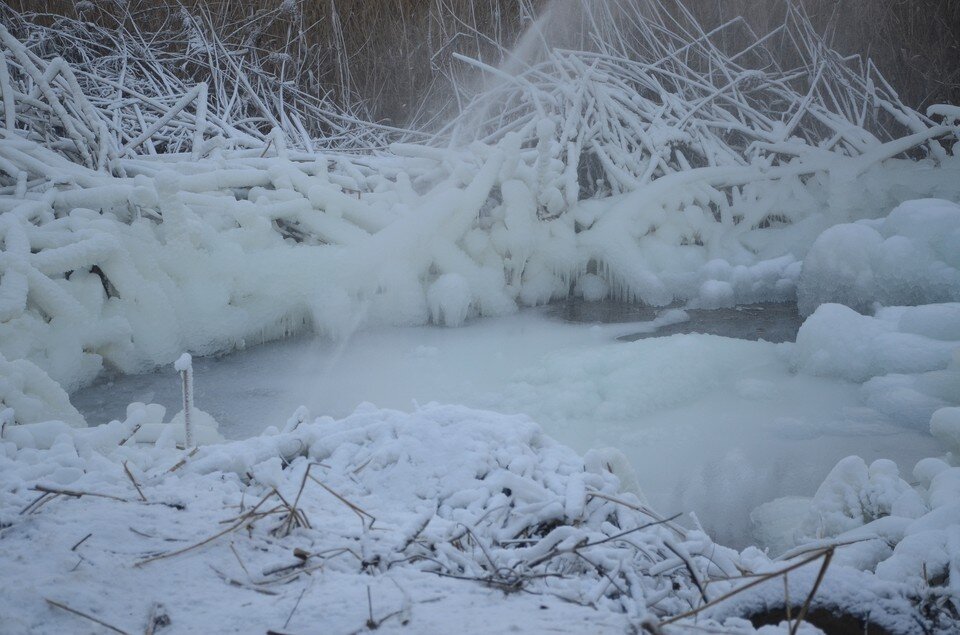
[798,199,960,317]
[931,407,960,461]
[0,353,84,428]
[790,302,960,429]
[792,303,958,383]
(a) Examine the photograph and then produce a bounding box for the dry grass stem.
[45,598,130,635]
[70,532,93,551]
[123,461,147,502]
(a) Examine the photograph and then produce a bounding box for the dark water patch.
[545,299,664,324]
[547,299,803,343]
[621,303,803,344]
[748,607,894,635]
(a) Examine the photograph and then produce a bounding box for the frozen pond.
[71,304,939,547]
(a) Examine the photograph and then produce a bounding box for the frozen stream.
[71,303,939,547]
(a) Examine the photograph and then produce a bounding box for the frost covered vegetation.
[1,0,960,633]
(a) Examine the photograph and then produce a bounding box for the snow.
[791,303,958,384]
[427,274,473,327]
[173,353,192,373]
[1,145,958,632]
[0,353,84,428]
[2,134,958,407]
[3,398,959,633]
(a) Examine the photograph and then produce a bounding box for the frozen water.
[71,305,940,547]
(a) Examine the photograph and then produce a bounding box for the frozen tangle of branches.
[0,0,958,397]
[441,1,956,203]
[0,1,390,172]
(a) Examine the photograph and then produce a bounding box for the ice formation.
[791,302,960,429]
[798,199,960,316]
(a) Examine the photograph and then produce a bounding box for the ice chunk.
[0,353,85,427]
[427,273,472,327]
[698,280,735,309]
[797,223,882,316]
[930,407,960,460]
[798,199,960,316]
[894,303,960,341]
[793,304,956,383]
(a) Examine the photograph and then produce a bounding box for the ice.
[930,407,960,460]
[792,303,958,383]
[2,131,958,405]
[796,456,921,541]
[0,353,84,427]
[798,199,960,316]
[173,353,193,372]
[797,223,883,316]
[914,457,952,487]
[427,273,472,327]
[574,273,608,302]
[929,468,960,510]
[698,280,736,310]
[1,4,959,631]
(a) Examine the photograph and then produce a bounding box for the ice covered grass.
[1,134,958,410]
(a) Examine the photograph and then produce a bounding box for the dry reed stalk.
[658,547,835,627]
[10,0,957,125]
[135,488,275,566]
[122,460,147,502]
[307,471,376,530]
[44,598,130,635]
